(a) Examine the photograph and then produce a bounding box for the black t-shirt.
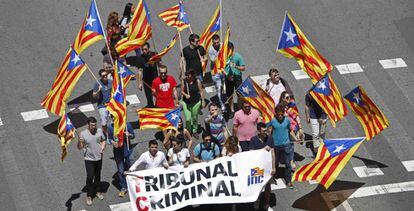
[305,93,327,119]
[250,135,275,150]
[182,45,206,76]
[137,51,158,82]
[183,80,201,105]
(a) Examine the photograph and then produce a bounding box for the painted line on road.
[0,117,3,126]
[205,86,216,93]
[69,104,95,112]
[379,58,407,69]
[126,94,140,105]
[110,202,131,211]
[21,109,49,121]
[353,165,384,178]
[402,160,414,172]
[251,74,268,86]
[335,63,364,75]
[349,181,414,198]
[291,69,310,80]
[271,178,287,190]
[309,180,319,185]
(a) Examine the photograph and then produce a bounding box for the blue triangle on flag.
[345,86,364,106]
[312,74,331,96]
[166,108,181,128]
[277,13,300,50]
[67,49,85,71]
[324,137,365,157]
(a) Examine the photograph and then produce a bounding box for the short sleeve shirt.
[266,117,291,146]
[93,79,112,108]
[183,45,206,76]
[193,143,220,162]
[167,148,190,166]
[225,52,245,76]
[80,128,105,161]
[137,51,158,82]
[233,109,261,142]
[305,93,327,119]
[205,115,226,145]
[250,135,275,150]
[152,75,177,108]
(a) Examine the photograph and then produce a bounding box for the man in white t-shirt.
[167,137,190,167]
[263,68,293,105]
[127,140,168,171]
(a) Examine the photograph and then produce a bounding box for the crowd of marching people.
[75,3,329,210]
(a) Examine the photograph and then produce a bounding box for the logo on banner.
[248,167,264,186]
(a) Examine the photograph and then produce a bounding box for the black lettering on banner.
[171,188,190,204]
[190,186,197,198]
[197,182,213,197]
[165,193,171,207]
[230,180,241,196]
[196,166,211,181]
[214,180,230,196]
[227,161,238,176]
[145,176,159,191]
[166,173,180,189]
[150,197,165,209]
[212,163,227,177]
[181,171,195,185]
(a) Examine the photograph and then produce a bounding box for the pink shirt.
[233,109,261,141]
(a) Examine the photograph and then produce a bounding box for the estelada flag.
[277,12,332,84]
[158,1,190,31]
[58,114,76,161]
[212,25,230,75]
[344,86,389,140]
[293,137,365,189]
[199,5,220,50]
[137,107,181,130]
[148,33,178,65]
[72,0,105,54]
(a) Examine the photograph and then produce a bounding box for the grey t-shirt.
[80,128,105,161]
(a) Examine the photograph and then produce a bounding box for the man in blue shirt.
[193,132,220,162]
[224,42,245,115]
[92,69,112,136]
[267,105,298,188]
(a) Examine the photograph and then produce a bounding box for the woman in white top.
[167,137,190,167]
[221,136,242,156]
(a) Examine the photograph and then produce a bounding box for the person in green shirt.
[225,42,246,115]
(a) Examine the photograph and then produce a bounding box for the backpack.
[197,143,217,159]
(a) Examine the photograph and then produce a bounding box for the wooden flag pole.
[177,30,186,80]
[84,64,103,89]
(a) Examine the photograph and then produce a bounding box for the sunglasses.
[285,96,290,99]
[204,138,211,141]
[160,72,167,75]
[142,48,149,51]
[243,105,251,109]
[101,74,108,78]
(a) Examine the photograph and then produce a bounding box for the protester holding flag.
[167,136,190,167]
[264,68,293,105]
[209,35,226,111]
[77,117,106,206]
[233,101,261,151]
[92,69,112,136]
[180,69,205,138]
[137,42,159,108]
[151,65,179,108]
[108,121,135,197]
[305,91,327,156]
[181,34,208,81]
[225,42,246,115]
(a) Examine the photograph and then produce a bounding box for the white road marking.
[69,104,95,112]
[251,74,268,86]
[291,69,310,80]
[126,94,140,105]
[205,86,216,93]
[402,160,414,172]
[271,178,287,190]
[0,117,3,126]
[309,180,319,184]
[110,202,131,211]
[335,63,364,75]
[349,181,414,198]
[353,165,384,178]
[379,58,407,69]
[21,109,49,121]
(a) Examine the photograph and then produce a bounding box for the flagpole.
[84,64,103,89]
[177,30,186,80]
[219,0,223,40]
[94,0,116,69]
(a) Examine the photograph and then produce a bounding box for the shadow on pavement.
[67,90,96,106]
[292,180,365,211]
[64,192,81,211]
[43,108,89,135]
[352,155,388,168]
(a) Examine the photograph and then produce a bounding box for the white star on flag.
[114,86,122,98]
[333,144,345,154]
[118,66,126,76]
[71,54,81,65]
[352,92,361,104]
[86,15,96,27]
[317,80,327,90]
[66,119,73,127]
[171,113,179,120]
[284,28,297,43]
[179,11,185,19]
[242,86,251,95]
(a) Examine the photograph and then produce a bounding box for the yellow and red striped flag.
[212,25,230,75]
[116,0,152,57]
[137,107,181,130]
[72,0,105,54]
[310,74,347,128]
[58,114,76,161]
[293,137,365,189]
[236,76,275,123]
[106,61,128,146]
[41,48,87,116]
[344,86,389,140]
[158,1,190,31]
[199,5,220,50]
[147,33,178,64]
[277,12,332,84]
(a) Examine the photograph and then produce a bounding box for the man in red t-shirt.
[151,64,179,108]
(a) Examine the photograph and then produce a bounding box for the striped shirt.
[205,115,226,145]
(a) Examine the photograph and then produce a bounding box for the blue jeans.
[275,144,293,183]
[114,151,134,190]
[212,73,225,108]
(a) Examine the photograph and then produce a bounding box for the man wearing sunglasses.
[92,69,113,136]
[137,42,159,108]
[264,68,293,106]
[233,101,261,152]
[181,33,207,82]
[151,64,179,108]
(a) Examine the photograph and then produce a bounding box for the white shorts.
[98,107,109,126]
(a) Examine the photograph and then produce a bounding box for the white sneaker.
[96,192,104,200]
[267,206,274,211]
[86,196,92,206]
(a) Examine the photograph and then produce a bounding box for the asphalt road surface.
[0,0,414,210]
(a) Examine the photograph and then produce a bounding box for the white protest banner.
[126,149,272,211]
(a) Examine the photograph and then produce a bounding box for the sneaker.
[86,196,92,206]
[119,189,127,197]
[266,205,274,211]
[287,182,294,189]
[96,192,104,200]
